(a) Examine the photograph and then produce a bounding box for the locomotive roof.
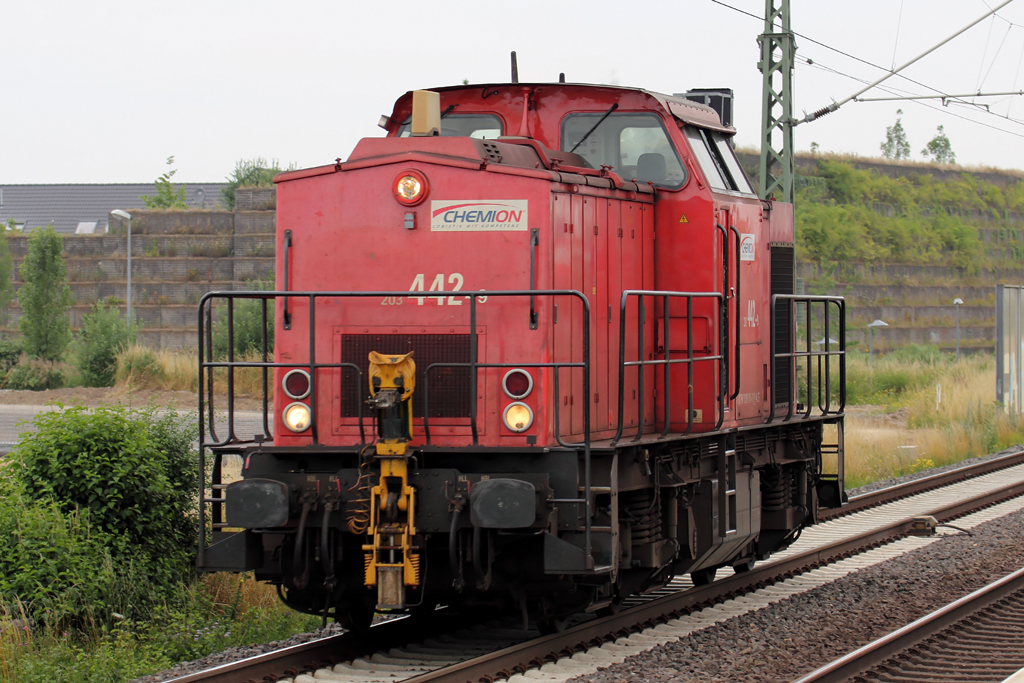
[393,82,735,134]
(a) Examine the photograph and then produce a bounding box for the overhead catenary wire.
[795,0,1017,125]
[711,0,1021,116]
[798,54,1024,139]
[710,0,961,99]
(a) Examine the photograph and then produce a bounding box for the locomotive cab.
[198,82,845,630]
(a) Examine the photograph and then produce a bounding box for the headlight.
[283,402,311,433]
[282,369,311,400]
[502,369,533,399]
[502,402,534,432]
[393,170,428,206]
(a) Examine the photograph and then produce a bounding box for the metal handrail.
[767,294,847,423]
[197,289,594,570]
[611,289,724,445]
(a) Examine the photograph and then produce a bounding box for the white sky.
[4,0,1024,184]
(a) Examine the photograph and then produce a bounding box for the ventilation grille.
[481,141,504,163]
[341,334,473,418]
[770,246,795,405]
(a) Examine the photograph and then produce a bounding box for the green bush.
[12,405,199,595]
[0,494,117,626]
[76,303,137,387]
[0,339,22,373]
[212,279,275,358]
[3,360,65,390]
[221,158,284,211]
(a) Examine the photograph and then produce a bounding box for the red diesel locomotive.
[198,81,846,631]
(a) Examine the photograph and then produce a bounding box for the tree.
[18,226,73,361]
[142,155,188,209]
[921,125,956,164]
[880,109,912,161]
[0,224,15,325]
[221,158,285,211]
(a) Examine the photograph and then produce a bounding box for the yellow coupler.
[363,351,420,609]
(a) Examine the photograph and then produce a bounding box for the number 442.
[398,273,488,306]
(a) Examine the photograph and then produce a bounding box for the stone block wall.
[4,188,276,350]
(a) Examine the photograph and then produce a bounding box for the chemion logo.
[430,200,528,232]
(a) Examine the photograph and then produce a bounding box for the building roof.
[0,183,226,234]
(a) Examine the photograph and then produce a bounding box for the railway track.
[171,448,1024,683]
[793,566,1024,683]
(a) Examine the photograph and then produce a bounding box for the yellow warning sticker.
[678,214,689,223]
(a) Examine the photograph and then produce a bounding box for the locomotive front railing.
[612,289,725,445]
[767,294,847,423]
[197,289,594,569]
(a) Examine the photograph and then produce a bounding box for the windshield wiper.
[569,103,618,154]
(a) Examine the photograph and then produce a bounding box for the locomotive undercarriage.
[208,417,838,630]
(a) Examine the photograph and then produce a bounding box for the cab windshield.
[560,112,687,188]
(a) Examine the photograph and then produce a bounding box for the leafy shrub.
[3,359,65,390]
[0,339,22,373]
[221,158,284,211]
[0,494,117,626]
[18,226,73,361]
[12,405,199,594]
[212,279,275,358]
[76,303,137,387]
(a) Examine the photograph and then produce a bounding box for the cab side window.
[561,113,688,189]
[684,126,754,195]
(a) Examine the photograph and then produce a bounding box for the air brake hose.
[293,499,313,590]
[321,500,337,591]
[449,497,466,592]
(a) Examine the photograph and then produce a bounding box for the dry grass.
[114,345,273,400]
[197,572,284,615]
[0,601,32,682]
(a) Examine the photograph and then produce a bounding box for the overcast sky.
[4,0,1024,184]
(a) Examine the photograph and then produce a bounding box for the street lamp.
[867,319,888,371]
[953,298,964,362]
[111,210,132,323]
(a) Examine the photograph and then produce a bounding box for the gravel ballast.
[571,503,1024,683]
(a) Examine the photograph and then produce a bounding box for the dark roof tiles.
[0,183,226,234]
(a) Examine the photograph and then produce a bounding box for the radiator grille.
[341,334,473,418]
[770,246,794,405]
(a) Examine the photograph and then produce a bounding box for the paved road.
[0,404,268,451]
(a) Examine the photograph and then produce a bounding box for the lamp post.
[111,210,132,322]
[867,319,888,371]
[953,298,964,362]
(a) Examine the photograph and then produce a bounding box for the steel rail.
[163,612,468,683]
[397,477,1024,683]
[791,566,1024,683]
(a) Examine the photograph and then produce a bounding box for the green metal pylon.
[758,0,796,204]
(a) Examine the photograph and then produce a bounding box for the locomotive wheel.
[690,567,717,586]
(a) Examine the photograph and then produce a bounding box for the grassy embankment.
[840,347,1024,487]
